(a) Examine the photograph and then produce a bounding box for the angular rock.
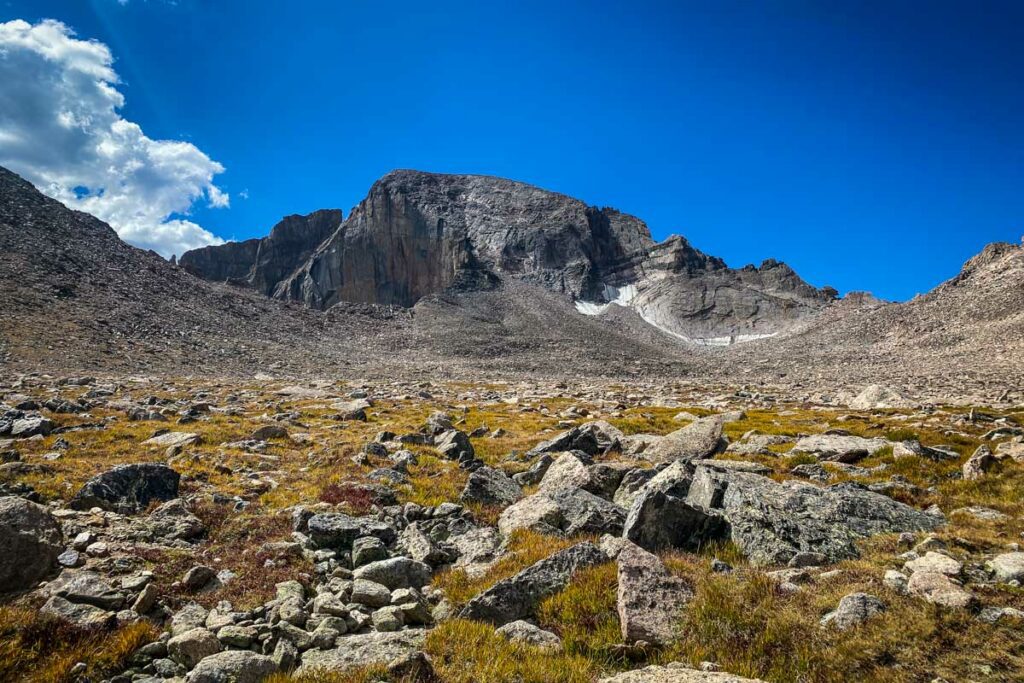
[498,488,626,537]
[294,629,427,674]
[187,650,278,683]
[642,416,726,464]
[144,432,202,449]
[460,466,522,507]
[987,552,1024,583]
[167,627,221,669]
[435,430,474,462]
[820,592,885,630]
[962,445,995,480]
[70,463,180,513]
[623,488,729,552]
[904,552,961,577]
[684,465,943,566]
[307,513,397,549]
[495,620,563,650]
[791,434,889,463]
[0,496,62,594]
[907,571,973,609]
[40,595,115,628]
[460,541,607,625]
[353,557,432,590]
[616,540,692,646]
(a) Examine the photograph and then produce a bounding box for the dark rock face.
[180,209,342,295]
[70,463,181,513]
[181,171,835,342]
[0,496,63,594]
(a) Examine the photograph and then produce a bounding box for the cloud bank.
[0,18,226,257]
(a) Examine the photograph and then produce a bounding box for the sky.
[0,1,1021,301]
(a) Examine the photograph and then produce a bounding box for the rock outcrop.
[182,171,835,343]
[179,209,342,296]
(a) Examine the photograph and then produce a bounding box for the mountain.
[2,163,1022,400]
[181,171,836,344]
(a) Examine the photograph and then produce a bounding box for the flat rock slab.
[791,434,889,462]
[599,663,767,682]
[295,629,426,674]
[144,431,202,448]
[642,416,725,464]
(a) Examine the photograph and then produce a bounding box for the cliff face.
[180,209,342,295]
[180,170,836,342]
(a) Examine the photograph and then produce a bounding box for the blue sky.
[1,0,1022,300]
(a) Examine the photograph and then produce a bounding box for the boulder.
[616,540,692,646]
[907,571,973,609]
[849,384,912,410]
[144,432,202,449]
[436,430,474,463]
[70,463,180,513]
[642,417,726,464]
[460,466,522,507]
[962,445,995,480]
[498,488,626,537]
[623,488,729,552]
[495,620,563,650]
[791,434,889,463]
[146,498,205,540]
[820,592,885,630]
[186,650,277,683]
[526,421,624,457]
[0,496,62,594]
[307,512,397,549]
[10,416,55,438]
[904,552,961,577]
[168,627,222,669]
[40,595,115,628]
[460,542,608,625]
[294,629,427,674]
[684,465,943,566]
[987,552,1024,583]
[353,557,432,589]
[599,663,767,682]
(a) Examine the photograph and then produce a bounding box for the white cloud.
[0,18,227,257]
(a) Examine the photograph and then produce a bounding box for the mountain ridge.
[182,169,836,343]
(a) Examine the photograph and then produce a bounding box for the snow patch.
[575,281,778,346]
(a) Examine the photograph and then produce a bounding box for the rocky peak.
[180,169,836,343]
[179,209,342,295]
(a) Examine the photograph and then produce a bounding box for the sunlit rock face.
[181,170,836,342]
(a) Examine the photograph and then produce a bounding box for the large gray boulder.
[685,464,944,565]
[623,488,729,552]
[0,496,63,594]
[642,416,726,464]
[460,466,522,507]
[498,488,626,537]
[791,434,889,463]
[616,540,692,646]
[306,512,397,549]
[352,557,432,589]
[186,650,278,683]
[295,629,427,674]
[70,463,181,513]
[460,542,608,625]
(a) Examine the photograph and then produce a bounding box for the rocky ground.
[1,374,1022,683]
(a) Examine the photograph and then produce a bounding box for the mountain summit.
[181,170,836,343]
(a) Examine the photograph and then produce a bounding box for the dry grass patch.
[424,618,598,683]
[433,530,587,608]
[0,606,156,683]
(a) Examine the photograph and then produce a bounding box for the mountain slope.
[182,170,836,343]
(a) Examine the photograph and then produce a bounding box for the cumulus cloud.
[0,18,227,257]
